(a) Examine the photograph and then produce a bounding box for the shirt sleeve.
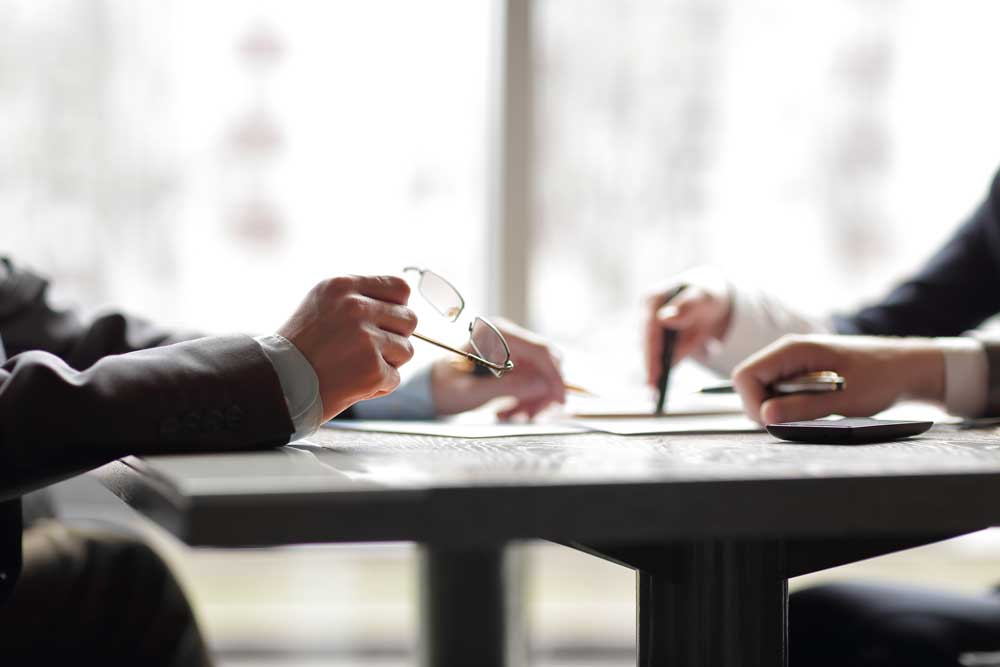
[941,336,988,417]
[254,334,324,442]
[694,286,991,418]
[696,285,833,376]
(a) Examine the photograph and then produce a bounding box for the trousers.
[792,581,1000,666]
[0,519,211,666]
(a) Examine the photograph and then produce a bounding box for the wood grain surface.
[97,425,1000,548]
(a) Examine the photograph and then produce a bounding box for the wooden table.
[97,425,1000,666]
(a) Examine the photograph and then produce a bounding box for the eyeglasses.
[404,266,514,378]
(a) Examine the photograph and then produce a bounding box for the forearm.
[696,286,992,418]
[0,257,199,368]
[836,171,1000,337]
[698,284,832,376]
[0,335,293,500]
[848,337,984,417]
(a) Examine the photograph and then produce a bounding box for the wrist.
[430,360,480,416]
[712,296,734,341]
[897,340,945,404]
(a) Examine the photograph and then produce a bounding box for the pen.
[655,285,687,415]
[698,371,846,396]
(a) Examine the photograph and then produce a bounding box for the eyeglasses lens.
[470,318,509,371]
[419,271,464,322]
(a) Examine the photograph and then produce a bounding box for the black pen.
[698,371,846,396]
[655,285,687,415]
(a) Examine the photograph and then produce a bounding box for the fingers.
[378,330,415,368]
[374,302,418,337]
[758,393,849,425]
[642,286,708,386]
[731,363,772,424]
[492,317,566,405]
[355,275,412,305]
[497,397,550,422]
[643,273,733,386]
[511,342,565,405]
[372,364,402,397]
[732,336,842,423]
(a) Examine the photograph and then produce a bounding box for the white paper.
[573,413,763,435]
[323,418,587,439]
[568,391,743,419]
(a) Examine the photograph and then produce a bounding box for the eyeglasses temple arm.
[411,331,510,373]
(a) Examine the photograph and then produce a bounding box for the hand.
[278,275,417,420]
[732,334,945,425]
[644,267,733,387]
[430,317,566,420]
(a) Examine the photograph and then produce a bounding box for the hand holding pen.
[644,270,735,410]
[731,334,945,425]
[699,371,845,396]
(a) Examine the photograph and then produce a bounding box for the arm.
[732,334,947,424]
[643,267,831,383]
[645,169,1000,416]
[0,335,293,500]
[642,169,1000,366]
[835,169,1000,337]
[0,258,197,368]
[0,271,418,498]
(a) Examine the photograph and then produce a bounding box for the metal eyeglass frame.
[403,266,515,378]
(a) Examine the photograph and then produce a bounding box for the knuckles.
[340,294,370,319]
[399,307,418,335]
[384,276,411,301]
[319,275,356,298]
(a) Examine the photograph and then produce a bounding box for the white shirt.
[696,285,989,417]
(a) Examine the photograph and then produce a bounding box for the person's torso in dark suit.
[0,258,294,602]
[835,168,1000,338]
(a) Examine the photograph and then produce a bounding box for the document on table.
[573,413,763,435]
[323,412,760,438]
[568,391,744,419]
[323,416,587,439]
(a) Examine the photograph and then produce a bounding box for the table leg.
[573,539,787,667]
[418,544,518,667]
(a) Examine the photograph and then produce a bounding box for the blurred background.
[6,0,1000,665]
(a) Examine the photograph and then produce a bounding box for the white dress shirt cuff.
[938,337,988,417]
[254,334,324,442]
[698,285,832,376]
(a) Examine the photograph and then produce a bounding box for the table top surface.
[97,424,1000,548]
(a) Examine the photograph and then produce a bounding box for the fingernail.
[657,304,679,321]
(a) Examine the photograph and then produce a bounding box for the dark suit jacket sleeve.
[0,258,296,500]
[0,260,295,602]
[833,168,1000,337]
[0,257,198,368]
[832,168,1000,415]
[0,335,294,501]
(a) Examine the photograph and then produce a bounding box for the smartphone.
[766,418,932,444]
